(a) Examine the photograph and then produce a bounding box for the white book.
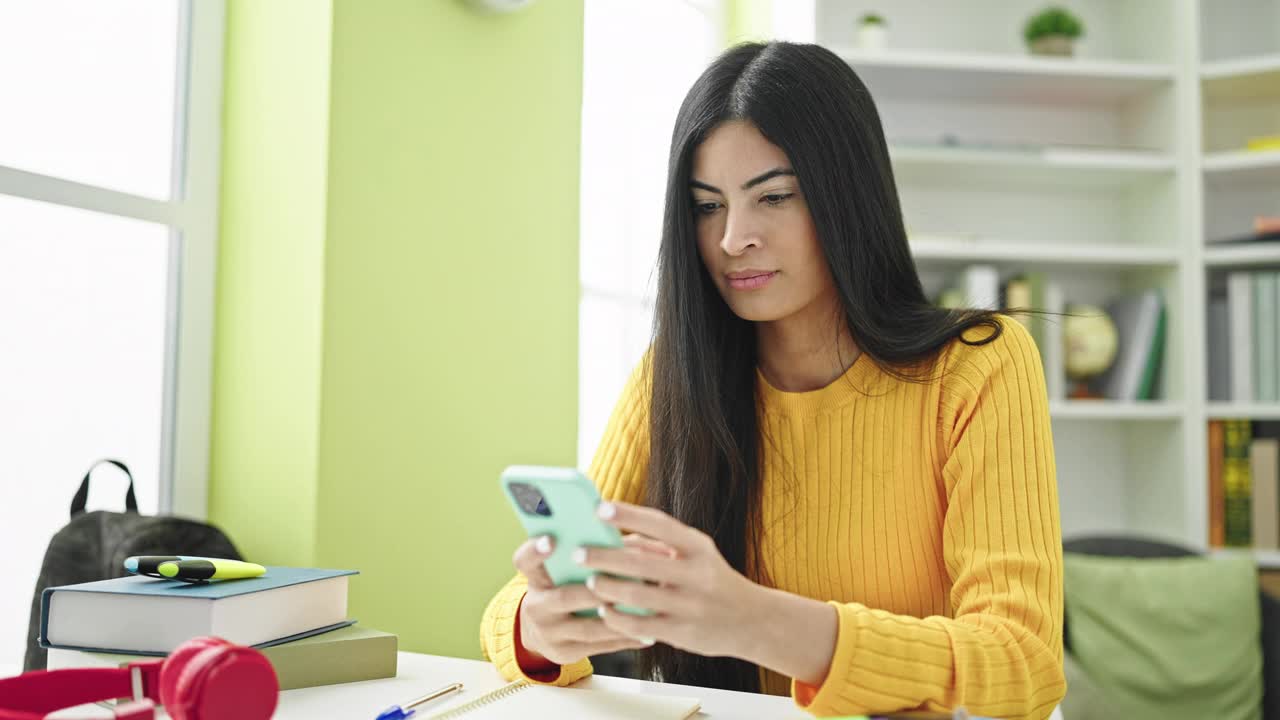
[1043,282,1066,401]
[1228,272,1254,403]
[1255,273,1278,403]
[963,264,1000,310]
[1252,438,1280,550]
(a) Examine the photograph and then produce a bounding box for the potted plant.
[1023,6,1084,57]
[856,13,887,51]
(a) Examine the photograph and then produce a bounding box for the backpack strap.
[70,459,139,518]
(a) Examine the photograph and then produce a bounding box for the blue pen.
[375,682,463,720]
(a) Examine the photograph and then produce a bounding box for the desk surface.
[52,651,808,719]
[277,651,809,719]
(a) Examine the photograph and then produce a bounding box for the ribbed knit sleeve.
[792,319,1066,719]
[479,354,652,685]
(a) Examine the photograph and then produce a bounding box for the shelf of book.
[791,0,1277,548]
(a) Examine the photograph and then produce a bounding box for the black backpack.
[24,459,244,671]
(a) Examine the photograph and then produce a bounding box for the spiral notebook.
[422,680,701,719]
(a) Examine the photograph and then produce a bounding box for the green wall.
[211,0,582,660]
[210,0,332,569]
[726,0,773,45]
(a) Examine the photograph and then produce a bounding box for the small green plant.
[1023,6,1084,43]
[859,13,885,26]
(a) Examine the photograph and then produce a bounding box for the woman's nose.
[720,209,763,255]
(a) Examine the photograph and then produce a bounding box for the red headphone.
[0,637,277,720]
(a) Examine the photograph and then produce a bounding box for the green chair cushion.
[1063,552,1262,720]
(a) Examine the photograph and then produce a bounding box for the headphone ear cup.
[163,642,277,720]
[160,637,231,705]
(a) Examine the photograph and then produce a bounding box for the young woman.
[481,40,1065,719]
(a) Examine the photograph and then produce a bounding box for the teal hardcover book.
[39,566,357,656]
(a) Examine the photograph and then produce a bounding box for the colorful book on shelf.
[39,566,357,656]
[1224,419,1254,548]
[47,624,396,691]
[1209,420,1226,548]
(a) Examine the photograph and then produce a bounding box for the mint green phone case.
[500,465,651,616]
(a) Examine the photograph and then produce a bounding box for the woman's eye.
[762,193,793,206]
[695,202,720,215]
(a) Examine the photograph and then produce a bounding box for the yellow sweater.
[481,317,1066,718]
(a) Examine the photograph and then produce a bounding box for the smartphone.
[500,465,651,616]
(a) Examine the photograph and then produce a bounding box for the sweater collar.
[755,351,882,415]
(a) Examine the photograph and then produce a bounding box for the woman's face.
[691,120,834,324]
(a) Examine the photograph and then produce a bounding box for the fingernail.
[596,502,616,520]
[585,574,597,591]
[637,636,656,646]
[535,536,553,555]
[572,548,587,564]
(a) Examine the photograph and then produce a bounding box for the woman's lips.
[727,271,778,291]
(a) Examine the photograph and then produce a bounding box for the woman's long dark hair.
[638,41,1004,692]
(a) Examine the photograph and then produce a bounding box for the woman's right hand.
[513,535,657,666]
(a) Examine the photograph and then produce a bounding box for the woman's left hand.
[576,501,763,658]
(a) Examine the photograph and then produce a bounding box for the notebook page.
[424,681,701,720]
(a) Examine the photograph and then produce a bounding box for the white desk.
[52,651,807,719]
[277,651,809,719]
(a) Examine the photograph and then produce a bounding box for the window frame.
[0,0,226,518]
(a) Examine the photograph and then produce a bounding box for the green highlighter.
[157,558,267,583]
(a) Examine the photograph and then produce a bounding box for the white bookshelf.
[831,47,1173,104]
[772,0,1280,550]
[1204,244,1280,268]
[910,235,1179,266]
[1207,405,1280,422]
[1050,401,1185,421]
[891,144,1176,189]
[1202,149,1280,185]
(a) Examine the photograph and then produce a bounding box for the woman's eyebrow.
[689,167,796,194]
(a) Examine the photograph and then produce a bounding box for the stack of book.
[40,566,397,690]
[1209,270,1280,403]
[1209,420,1280,549]
[936,265,1166,403]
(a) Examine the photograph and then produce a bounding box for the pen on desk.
[156,558,267,582]
[375,683,463,720]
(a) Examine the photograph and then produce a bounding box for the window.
[0,0,224,671]
[578,0,723,470]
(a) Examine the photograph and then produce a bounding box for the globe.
[1064,305,1118,381]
